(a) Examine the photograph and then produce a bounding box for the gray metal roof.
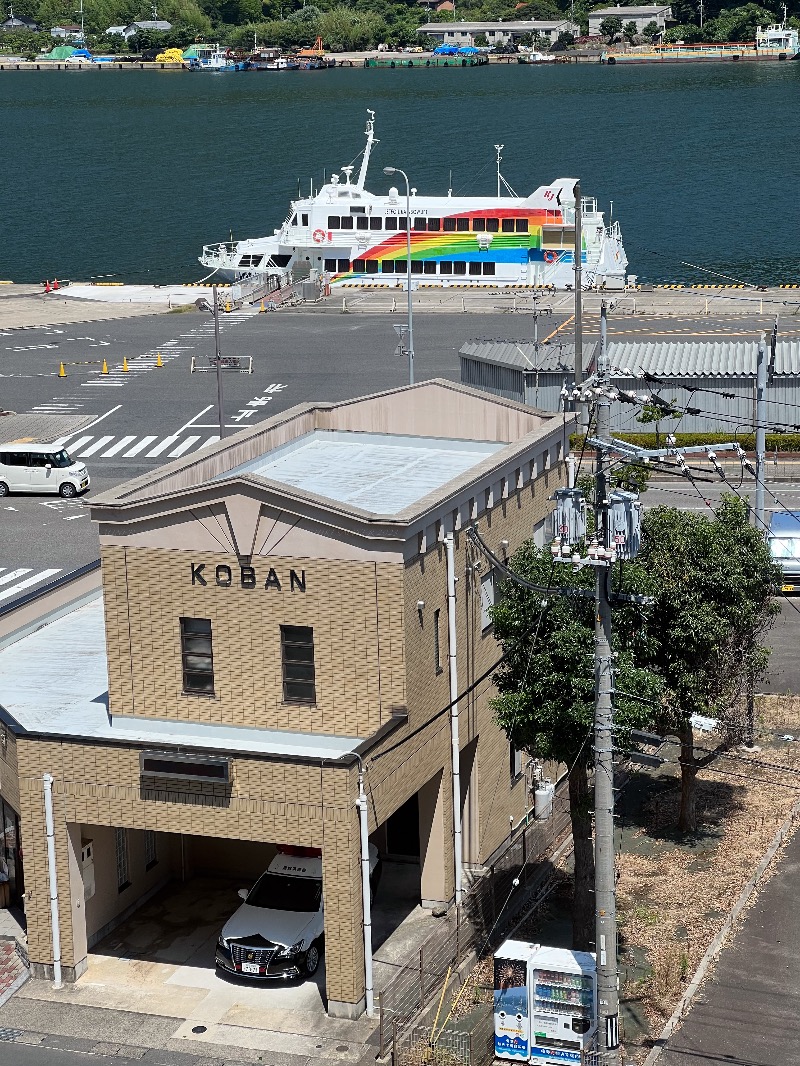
[606,340,800,378]
[219,430,504,516]
[459,339,597,374]
[0,595,364,757]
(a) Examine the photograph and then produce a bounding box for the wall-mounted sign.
[191,562,306,592]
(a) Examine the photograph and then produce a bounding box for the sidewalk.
[658,828,800,1066]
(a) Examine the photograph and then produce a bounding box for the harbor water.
[1,61,799,285]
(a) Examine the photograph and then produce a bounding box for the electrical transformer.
[552,488,585,548]
[609,489,641,559]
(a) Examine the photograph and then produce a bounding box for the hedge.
[570,432,800,453]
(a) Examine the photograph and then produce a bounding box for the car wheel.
[0,482,8,497]
[59,482,77,498]
[304,939,323,976]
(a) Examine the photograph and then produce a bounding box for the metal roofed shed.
[459,339,597,413]
[218,430,505,516]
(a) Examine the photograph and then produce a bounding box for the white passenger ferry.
[199,112,629,290]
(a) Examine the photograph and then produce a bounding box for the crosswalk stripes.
[0,567,62,604]
[49,432,221,460]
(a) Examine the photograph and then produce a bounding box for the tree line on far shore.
[1,0,797,55]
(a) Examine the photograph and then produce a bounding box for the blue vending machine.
[494,939,538,1061]
[494,940,597,1064]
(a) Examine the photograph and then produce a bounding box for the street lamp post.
[383,166,415,386]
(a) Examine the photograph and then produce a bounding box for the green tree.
[553,29,575,48]
[623,19,637,42]
[474,31,488,45]
[599,14,622,40]
[637,496,780,832]
[635,398,680,448]
[491,543,660,950]
[642,19,660,38]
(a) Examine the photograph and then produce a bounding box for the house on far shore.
[106,20,172,38]
[0,13,40,31]
[51,24,83,39]
[587,5,673,35]
[418,18,580,46]
[416,0,455,11]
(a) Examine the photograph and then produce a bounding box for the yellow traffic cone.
[259,299,265,313]
[122,357,129,372]
[58,362,67,377]
[224,300,232,313]
[101,358,109,375]
[156,352,163,367]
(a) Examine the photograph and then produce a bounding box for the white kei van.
[0,444,90,498]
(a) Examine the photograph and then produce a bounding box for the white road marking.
[76,435,114,457]
[146,436,180,457]
[200,436,221,448]
[123,436,157,457]
[66,435,94,452]
[0,569,61,602]
[168,436,201,457]
[0,568,33,587]
[101,436,136,457]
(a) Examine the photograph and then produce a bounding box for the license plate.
[241,962,260,974]
[783,584,795,592]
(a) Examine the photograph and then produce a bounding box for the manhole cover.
[336,1046,349,1052]
[191,1025,207,1034]
[0,1029,23,1042]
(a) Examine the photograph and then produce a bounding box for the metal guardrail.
[0,558,100,619]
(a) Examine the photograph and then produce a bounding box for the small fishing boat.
[188,45,249,71]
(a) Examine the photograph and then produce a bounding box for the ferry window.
[469,262,482,275]
[516,219,529,233]
[483,262,496,275]
[327,215,340,229]
[370,217,382,230]
[301,213,309,226]
[385,217,398,231]
[381,260,395,272]
[180,617,214,695]
[439,262,453,274]
[290,215,297,225]
[353,259,366,272]
[366,260,379,273]
[337,258,349,272]
[324,259,336,272]
[413,217,427,231]
[340,216,354,230]
[453,262,467,275]
[350,206,366,214]
[411,261,424,274]
[395,259,408,273]
[486,218,499,233]
[398,216,408,229]
[281,625,316,705]
[427,218,441,231]
[443,218,456,232]
[456,218,470,231]
[356,217,369,230]
[472,218,486,232]
[423,261,436,274]
[502,218,515,233]
[250,255,263,267]
[272,254,291,268]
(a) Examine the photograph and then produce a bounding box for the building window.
[434,608,443,673]
[480,569,495,631]
[115,828,130,892]
[281,625,316,704]
[180,617,214,695]
[510,743,522,782]
[144,830,158,870]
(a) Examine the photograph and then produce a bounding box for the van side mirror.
[238,888,248,900]
[46,464,52,470]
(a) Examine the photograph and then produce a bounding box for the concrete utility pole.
[212,284,226,440]
[754,331,767,530]
[573,181,583,389]
[593,302,620,1060]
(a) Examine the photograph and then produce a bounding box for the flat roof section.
[219,430,505,516]
[0,596,364,759]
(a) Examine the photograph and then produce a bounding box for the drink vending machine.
[494,939,597,1064]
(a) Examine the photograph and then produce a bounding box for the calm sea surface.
[2,62,799,285]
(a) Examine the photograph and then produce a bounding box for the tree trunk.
[568,759,595,952]
[678,722,698,833]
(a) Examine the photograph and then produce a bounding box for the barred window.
[144,830,158,870]
[115,828,130,891]
[281,625,316,704]
[180,618,214,695]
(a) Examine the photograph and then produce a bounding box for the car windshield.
[770,537,800,560]
[50,450,73,468]
[246,873,322,912]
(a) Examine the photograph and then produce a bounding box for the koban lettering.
[190,563,306,592]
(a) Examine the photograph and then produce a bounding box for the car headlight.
[217,935,228,950]
[276,940,304,959]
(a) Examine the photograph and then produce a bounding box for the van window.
[50,450,73,468]
[246,872,322,912]
[0,452,28,467]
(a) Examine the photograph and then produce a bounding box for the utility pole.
[754,332,767,530]
[573,181,583,389]
[593,302,620,1060]
[212,284,226,440]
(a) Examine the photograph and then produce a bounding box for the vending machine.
[494,941,597,1064]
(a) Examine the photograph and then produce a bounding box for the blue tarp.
[432,44,480,56]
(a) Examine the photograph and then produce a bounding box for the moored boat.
[199,111,629,291]
[188,45,249,71]
[604,20,799,63]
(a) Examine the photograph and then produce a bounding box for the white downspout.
[355,757,374,1016]
[445,532,464,906]
[42,773,63,989]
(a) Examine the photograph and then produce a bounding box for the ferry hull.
[605,50,798,63]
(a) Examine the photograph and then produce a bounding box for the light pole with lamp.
[383,166,415,386]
